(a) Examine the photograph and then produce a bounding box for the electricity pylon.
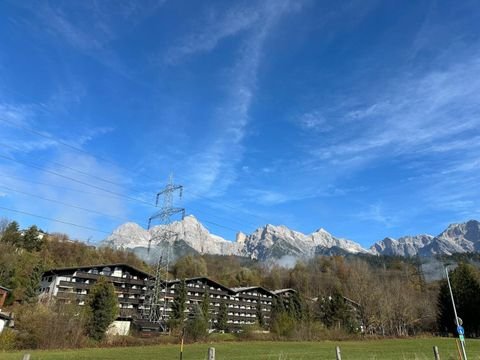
[143,176,185,329]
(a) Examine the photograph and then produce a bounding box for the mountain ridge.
[104,216,480,262]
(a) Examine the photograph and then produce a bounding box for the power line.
[0,172,244,234]
[0,117,272,225]
[0,205,111,234]
[0,142,127,188]
[196,217,244,233]
[1,124,246,236]
[0,118,121,169]
[0,153,153,207]
[1,174,130,201]
[0,144,263,230]
[0,157,258,232]
[2,172,253,234]
[0,205,164,246]
[1,141,260,229]
[0,184,139,223]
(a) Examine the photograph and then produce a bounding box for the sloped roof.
[231,286,276,296]
[168,277,236,294]
[273,288,297,295]
[42,263,153,278]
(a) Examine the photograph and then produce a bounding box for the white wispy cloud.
[11,1,164,82]
[165,3,263,64]
[35,1,165,52]
[245,189,290,205]
[356,203,399,228]
[295,50,480,180]
[0,103,33,126]
[294,49,480,220]
[182,0,304,195]
[297,110,330,131]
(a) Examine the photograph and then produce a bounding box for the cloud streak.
[165,3,262,64]
[311,53,480,162]
[182,0,303,195]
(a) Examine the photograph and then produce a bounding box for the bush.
[185,307,208,342]
[235,324,273,341]
[0,328,16,350]
[15,302,87,349]
[271,312,296,338]
[101,334,178,347]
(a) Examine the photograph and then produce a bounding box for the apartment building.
[39,264,294,333]
[230,286,275,326]
[39,264,152,334]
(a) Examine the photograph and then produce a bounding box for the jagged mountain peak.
[371,220,480,257]
[439,219,480,240]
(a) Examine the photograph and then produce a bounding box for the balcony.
[118,297,140,305]
[74,272,148,286]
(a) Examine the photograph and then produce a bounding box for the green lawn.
[2,338,480,360]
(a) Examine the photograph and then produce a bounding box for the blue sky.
[1,0,480,247]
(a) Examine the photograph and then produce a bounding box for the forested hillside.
[0,218,151,305]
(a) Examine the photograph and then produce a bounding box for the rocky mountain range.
[104,216,480,262]
[370,220,480,256]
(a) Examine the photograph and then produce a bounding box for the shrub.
[185,305,208,342]
[270,312,296,338]
[0,328,16,350]
[15,302,87,349]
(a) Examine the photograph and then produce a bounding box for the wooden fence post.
[335,346,342,360]
[208,347,216,360]
[433,346,441,360]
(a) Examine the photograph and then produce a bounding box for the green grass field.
[2,338,479,360]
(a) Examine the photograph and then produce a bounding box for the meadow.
[2,338,480,360]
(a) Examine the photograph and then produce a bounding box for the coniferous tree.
[200,287,211,331]
[22,225,43,252]
[171,279,187,328]
[216,300,228,332]
[287,292,305,321]
[256,299,265,328]
[437,264,480,337]
[317,290,357,331]
[201,287,210,323]
[1,221,21,246]
[269,296,285,331]
[24,264,43,304]
[85,277,118,341]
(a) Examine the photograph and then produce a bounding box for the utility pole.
[445,266,467,360]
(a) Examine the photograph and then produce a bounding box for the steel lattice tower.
[143,176,185,329]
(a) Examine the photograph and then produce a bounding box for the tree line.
[171,254,480,338]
